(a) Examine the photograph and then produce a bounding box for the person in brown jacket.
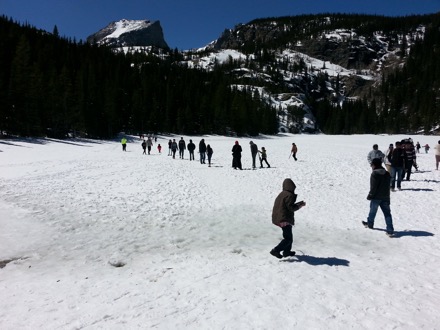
[290,143,298,161]
[270,178,306,259]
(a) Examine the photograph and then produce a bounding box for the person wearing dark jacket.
[362,158,394,236]
[231,141,243,170]
[187,140,196,161]
[206,144,214,167]
[249,141,258,168]
[171,139,178,159]
[199,139,207,164]
[390,141,406,191]
[178,137,186,159]
[270,178,306,259]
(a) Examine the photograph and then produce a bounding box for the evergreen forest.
[0,16,277,138]
[1,12,440,138]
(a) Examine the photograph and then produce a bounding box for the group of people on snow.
[123,135,300,170]
[166,137,214,167]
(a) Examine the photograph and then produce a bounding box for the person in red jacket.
[270,178,306,259]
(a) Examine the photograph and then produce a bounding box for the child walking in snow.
[259,147,271,168]
[270,178,306,259]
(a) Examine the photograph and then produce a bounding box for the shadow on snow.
[281,254,350,266]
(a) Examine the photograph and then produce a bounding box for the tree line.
[0,16,278,138]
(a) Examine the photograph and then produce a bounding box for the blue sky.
[1,0,440,50]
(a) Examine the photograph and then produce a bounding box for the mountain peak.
[87,19,168,49]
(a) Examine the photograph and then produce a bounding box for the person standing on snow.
[231,141,242,170]
[187,139,196,161]
[249,141,258,169]
[199,139,207,164]
[434,140,440,170]
[367,144,384,165]
[178,137,186,159]
[141,139,147,155]
[290,143,298,161]
[171,139,178,159]
[390,141,406,191]
[403,141,417,180]
[168,139,172,156]
[259,147,271,168]
[270,178,306,259]
[206,144,214,167]
[146,137,153,155]
[384,143,394,173]
[121,137,127,152]
[362,158,394,236]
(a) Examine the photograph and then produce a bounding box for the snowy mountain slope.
[87,19,168,48]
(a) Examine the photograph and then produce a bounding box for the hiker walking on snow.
[290,143,298,161]
[384,143,393,173]
[232,141,242,170]
[362,158,394,236]
[270,178,306,259]
[168,139,172,156]
[390,141,406,191]
[187,139,196,161]
[178,137,186,159]
[199,139,207,164]
[259,147,270,168]
[121,137,127,152]
[207,144,214,167]
[367,144,384,165]
[249,141,258,169]
[434,140,440,170]
[146,137,153,155]
[141,139,147,155]
[171,139,178,159]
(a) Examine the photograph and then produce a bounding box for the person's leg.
[390,167,396,189]
[396,167,403,189]
[273,225,293,253]
[367,200,380,227]
[379,201,394,234]
[405,161,412,180]
[436,155,440,170]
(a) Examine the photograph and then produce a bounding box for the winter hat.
[235,141,239,145]
[371,158,382,167]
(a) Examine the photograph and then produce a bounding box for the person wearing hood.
[362,158,394,236]
[232,141,242,170]
[270,178,306,259]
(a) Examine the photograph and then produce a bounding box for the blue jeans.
[390,166,403,189]
[367,199,394,233]
[200,152,206,164]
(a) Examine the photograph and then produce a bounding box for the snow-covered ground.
[1,134,439,329]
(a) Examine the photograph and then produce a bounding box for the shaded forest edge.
[1,13,440,138]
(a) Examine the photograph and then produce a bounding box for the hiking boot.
[270,249,282,259]
[362,221,373,229]
[282,251,296,257]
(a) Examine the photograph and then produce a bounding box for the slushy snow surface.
[1,134,439,329]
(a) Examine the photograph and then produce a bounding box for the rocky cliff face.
[87,19,168,49]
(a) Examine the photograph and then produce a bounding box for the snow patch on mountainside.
[105,19,153,39]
